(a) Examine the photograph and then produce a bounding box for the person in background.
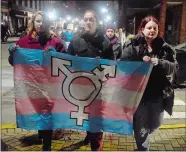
[61,23,74,48]
[19,20,32,39]
[120,16,178,151]
[67,10,114,151]
[118,27,134,48]
[61,23,74,42]
[115,28,119,37]
[105,23,122,60]
[54,25,67,49]
[8,11,66,151]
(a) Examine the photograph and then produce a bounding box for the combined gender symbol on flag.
[13,48,152,135]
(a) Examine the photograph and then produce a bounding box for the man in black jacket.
[67,10,114,151]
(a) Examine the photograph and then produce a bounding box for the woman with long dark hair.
[120,16,178,151]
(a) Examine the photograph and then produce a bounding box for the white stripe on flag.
[14,80,143,108]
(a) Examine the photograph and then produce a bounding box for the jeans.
[133,98,164,151]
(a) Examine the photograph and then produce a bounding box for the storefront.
[1,1,9,24]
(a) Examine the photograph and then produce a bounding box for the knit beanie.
[105,23,116,31]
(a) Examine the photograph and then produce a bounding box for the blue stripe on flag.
[16,113,133,135]
[13,48,151,76]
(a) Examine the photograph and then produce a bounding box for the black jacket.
[67,29,114,59]
[105,35,122,60]
[120,35,178,114]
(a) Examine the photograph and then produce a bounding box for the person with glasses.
[67,10,114,151]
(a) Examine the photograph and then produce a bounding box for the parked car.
[169,42,186,88]
[14,25,27,37]
[1,23,9,42]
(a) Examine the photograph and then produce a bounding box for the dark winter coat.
[120,34,179,115]
[8,33,66,65]
[67,30,114,60]
[105,35,122,60]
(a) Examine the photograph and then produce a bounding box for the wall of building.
[7,0,47,35]
[179,1,186,43]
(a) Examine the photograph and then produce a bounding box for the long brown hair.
[138,16,160,36]
[28,11,51,36]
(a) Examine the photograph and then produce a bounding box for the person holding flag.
[120,16,178,151]
[67,9,114,151]
[8,11,66,151]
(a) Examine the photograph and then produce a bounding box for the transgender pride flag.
[13,48,152,135]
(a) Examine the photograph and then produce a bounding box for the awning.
[1,8,8,13]
[15,15,28,18]
[153,2,183,9]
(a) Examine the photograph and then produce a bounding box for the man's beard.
[38,31,50,46]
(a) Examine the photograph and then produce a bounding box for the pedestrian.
[19,19,32,39]
[120,16,178,151]
[61,23,74,42]
[105,23,122,60]
[54,25,67,49]
[118,27,134,48]
[8,11,66,151]
[67,9,114,151]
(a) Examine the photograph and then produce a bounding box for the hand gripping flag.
[13,48,152,135]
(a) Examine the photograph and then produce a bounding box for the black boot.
[83,131,90,145]
[41,130,53,151]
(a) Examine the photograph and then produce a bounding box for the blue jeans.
[133,98,164,151]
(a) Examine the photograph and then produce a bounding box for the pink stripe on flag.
[14,64,64,83]
[14,64,148,92]
[15,98,135,122]
[105,74,149,92]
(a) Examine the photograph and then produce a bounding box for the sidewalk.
[1,37,19,44]
[1,127,186,151]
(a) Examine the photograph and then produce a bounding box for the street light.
[48,11,57,20]
[104,19,108,22]
[101,8,108,13]
[66,16,71,21]
[106,16,111,21]
[99,21,103,25]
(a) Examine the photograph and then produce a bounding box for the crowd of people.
[7,9,178,151]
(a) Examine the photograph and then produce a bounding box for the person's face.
[119,28,123,33]
[106,29,115,39]
[142,21,158,41]
[34,14,45,33]
[83,12,97,34]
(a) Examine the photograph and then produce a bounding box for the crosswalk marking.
[174,99,186,105]
[164,112,186,119]
[164,96,186,120]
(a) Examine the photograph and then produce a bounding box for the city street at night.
[1,0,186,151]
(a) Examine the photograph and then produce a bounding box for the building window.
[12,0,16,5]
[19,0,22,6]
[25,0,28,7]
[35,0,37,9]
[30,0,33,8]
[39,0,41,10]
